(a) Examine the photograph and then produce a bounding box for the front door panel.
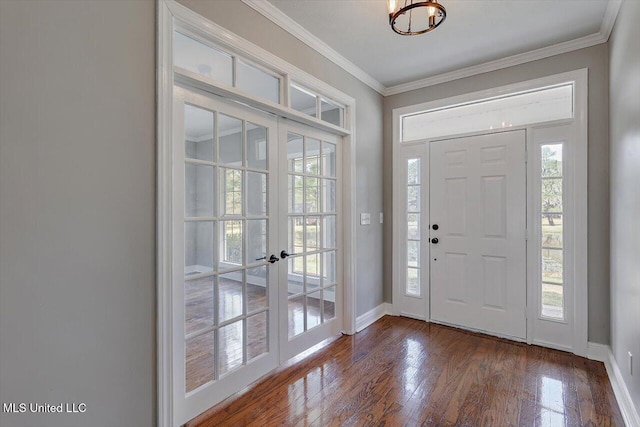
[430,130,527,339]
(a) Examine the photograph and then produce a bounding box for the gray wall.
[383,44,611,344]
[609,0,640,413]
[176,0,385,317]
[0,1,156,427]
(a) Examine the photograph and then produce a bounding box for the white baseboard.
[587,342,640,427]
[355,303,392,332]
[587,342,610,362]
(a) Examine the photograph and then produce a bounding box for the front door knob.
[431,238,439,244]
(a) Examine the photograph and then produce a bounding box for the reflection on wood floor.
[186,316,624,427]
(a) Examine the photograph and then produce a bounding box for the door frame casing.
[157,1,358,425]
[391,69,588,356]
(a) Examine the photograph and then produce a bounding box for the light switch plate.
[360,213,370,225]
[380,213,384,223]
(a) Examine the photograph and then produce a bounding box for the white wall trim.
[240,0,385,95]
[587,342,610,362]
[240,0,620,97]
[355,303,393,332]
[588,343,640,427]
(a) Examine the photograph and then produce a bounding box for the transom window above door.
[400,83,573,142]
[173,30,345,127]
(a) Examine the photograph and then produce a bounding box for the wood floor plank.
[185,316,624,427]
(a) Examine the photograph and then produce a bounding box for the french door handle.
[268,254,280,264]
[280,250,297,259]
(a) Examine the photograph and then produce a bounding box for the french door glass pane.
[247,312,267,361]
[323,287,336,321]
[246,122,267,170]
[184,105,215,161]
[185,163,214,217]
[306,253,320,279]
[185,331,215,393]
[305,217,321,252]
[221,168,242,216]
[305,177,320,213]
[185,221,214,275]
[219,114,243,166]
[247,220,267,265]
[220,220,243,267]
[322,251,336,285]
[218,272,243,323]
[305,138,321,175]
[287,134,304,172]
[246,266,267,312]
[323,216,336,249]
[246,172,267,216]
[322,142,336,177]
[218,320,244,376]
[287,258,303,296]
[307,291,322,329]
[288,295,305,338]
[289,175,304,214]
[322,179,336,213]
[185,276,214,335]
[289,216,304,255]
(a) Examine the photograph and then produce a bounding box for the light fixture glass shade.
[388,0,446,36]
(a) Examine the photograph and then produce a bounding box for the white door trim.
[157,1,357,425]
[392,69,588,356]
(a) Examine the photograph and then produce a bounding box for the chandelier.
[388,0,446,36]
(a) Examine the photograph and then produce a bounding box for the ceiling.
[265,0,612,89]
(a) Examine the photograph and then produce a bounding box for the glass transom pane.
[402,84,573,142]
[290,84,317,117]
[174,32,233,86]
[320,98,344,127]
[237,60,280,104]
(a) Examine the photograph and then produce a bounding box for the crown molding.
[600,0,622,40]
[240,0,386,95]
[241,0,621,98]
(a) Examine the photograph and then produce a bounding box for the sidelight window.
[540,144,564,320]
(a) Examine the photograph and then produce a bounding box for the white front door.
[429,130,527,339]
[173,87,280,425]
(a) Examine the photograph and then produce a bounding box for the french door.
[172,88,342,425]
[430,130,527,339]
[279,121,342,362]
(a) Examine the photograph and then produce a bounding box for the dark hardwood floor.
[185,316,624,427]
